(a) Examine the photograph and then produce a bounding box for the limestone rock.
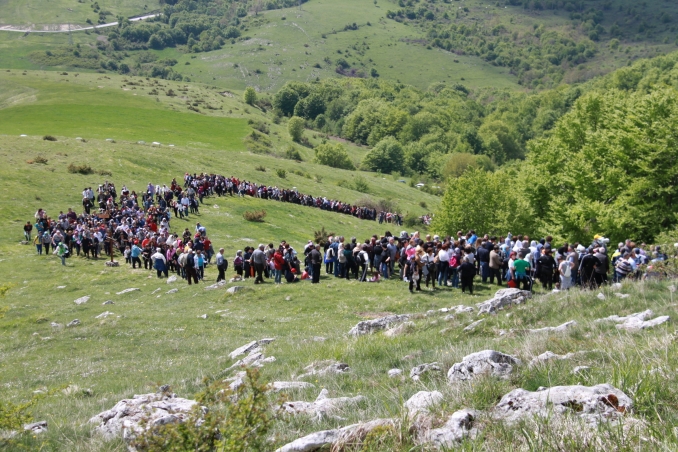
[614,293,630,299]
[275,429,339,452]
[228,338,274,359]
[89,392,199,441]
[477,288,531,315]
[282,389,366,419]
[105,261,119,267]
[596,292,606,300]
[95,311,114,319]
[611,282,622,289]
[573,366,591,374]
[167,275,177,284]
[528,320,577,334]
[74,296,90,305]
[66,319,81,327]
[388,369,403,378]
[410,363,441,380]
[296,361,350,380]
[276,419,395,452]
[448,350,519,382]
[404,391,443,417]
[229,277,242,283]
[103,300,114,305]
[595,310,670,330]
[205,281,227,290]
[494,384,632,426]
[419,409,477,449]
[529,351,575,367]
[226,286,245,294]
[384,321,415,337]
[51,322,63,329]
[166,288,178,294]
[24,420,48,434]
[116,288,139,295]
[348,314,410,336]
[198,314,207,319]
[617,315,669,331]
[270,381,316,392]
[463,318,485,332]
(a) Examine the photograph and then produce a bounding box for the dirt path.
[0,13,160,33]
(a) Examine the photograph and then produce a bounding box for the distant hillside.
[1,0,677,91]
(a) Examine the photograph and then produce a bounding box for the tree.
[432,167,533,237]
[313,142,355,170]
[442,153,494,179]
[360,137,404,174]
[526,89,678,244]
[244,87,257,106]
[273,87,299,117]
[288,116,305,142]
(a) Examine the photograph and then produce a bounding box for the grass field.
[0,0,159,26]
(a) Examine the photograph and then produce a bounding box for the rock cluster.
[528,320,577,334]
[448,350,519,382]
[89,391,199,441]
[282,388,366,419]
[296,361,350,380]
[348,314,410,336]
[595,310,670,331]
[477,288,531,315]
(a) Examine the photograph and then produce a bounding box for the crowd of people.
[25,176,670,293]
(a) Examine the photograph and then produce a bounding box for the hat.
[576,244,586,252]
[156,248,161,252]
[433,235,440,241]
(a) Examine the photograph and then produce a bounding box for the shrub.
[313,227,336,244]
[254,165,266,172]
[97,169,112,176]
[244,86,257,105]
[243,210,267,222]
[275,168,287,178]
[244,130,272,154]
[130,369,275,452]
[353,175,370,193]
[34,156,48,164]
[288,116,305,142]
[284,145,302,161]
[67,163,94,175]
[43,135,57,141]
[314,142,355,170]
[314,175,323,183]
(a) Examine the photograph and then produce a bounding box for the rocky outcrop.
[282,389,366,419]
[595,310,670,331]
[418,409,477,449]
[494,384,632,426]
[228,338,275,359]
[410,363,442,380]
[528,321,577,334]
[275,419,395,452]
[448,350,519,382]
[404,391,443,418]
[89,391,199,440]
[295,361,350,380]
[477,288,531,315]
[348,314,410,336]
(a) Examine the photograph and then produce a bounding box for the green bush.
[283,145,302,161]
[243,210,267,222]
[275,169,286,179]
[43,135,57,141]
[67,163,94,175]
[353,175,370,193]
[313,142,355,170]
[244,87,257,106]
[288,116,305,142]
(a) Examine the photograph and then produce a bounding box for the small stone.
[269,381,316,392]
[285,296,291,301]
[443,315,455,321]
[614,293,630,299]
[167,275,177,283]
[205,281,227,290]
[410,363,441,379]
[198,314,208,319]
[348,314,410,336]
[95,312,114,319]
[528,321,577,334]
[167,288,178,294]
[51,322,63,328]
[105,261,119,267]
[102,300,114,305]
[572,366,590,374]
[66,319,81,327]
[116,288,139,295]
[74,296,90,305]
[226,286,245,294]
[463,319,485,332]
[597,293,606,300]
[57,286,66,289]
[24,421,47,434]
[404,391,443,418]
[384,321,415,337]
[230,276,243,283]
[388,369,403,378]
[151,288,161,295]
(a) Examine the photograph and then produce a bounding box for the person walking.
[185,250,199,285]
[216,248,227,282]
[310,244,322,284]
[251,244,267,284]
[34,234,43,255]
[489,245,503,286]
[273,248,284,284]
[152,247,168,278]
[131,243,142,268]
[23,221,33,242]
[56,241,68,266]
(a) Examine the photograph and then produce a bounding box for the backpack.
[449,255,458,268]
[234,256,243,266]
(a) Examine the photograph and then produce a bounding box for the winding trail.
[0,13,160,33]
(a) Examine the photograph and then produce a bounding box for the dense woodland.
[269,50,678,244]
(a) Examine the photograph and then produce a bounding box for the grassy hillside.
[0,0,159,27]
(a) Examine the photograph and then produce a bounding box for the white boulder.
[448,350,520,382]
